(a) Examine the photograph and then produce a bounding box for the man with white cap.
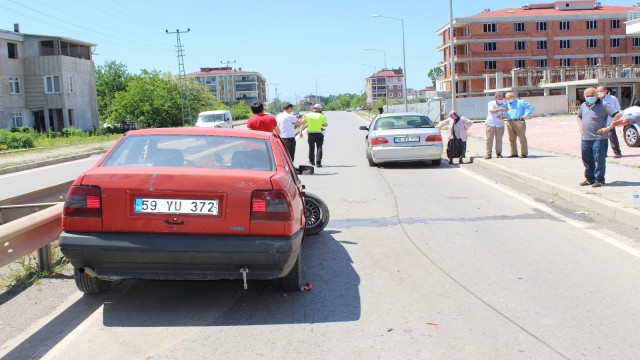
[306,104,328,167]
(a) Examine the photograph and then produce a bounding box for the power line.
[166,29,192,126]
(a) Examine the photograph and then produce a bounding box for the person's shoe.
[509,154,518,158]
[485,155,492,159]
[459,158,464,164]
[520,155,528,158]
[579,180,593,186]
[316,164,323,168]
[448,159,453,165]
[309,162,315,166]
[496,154,503,158]
[591,182,604,188]
[613,154,622,158]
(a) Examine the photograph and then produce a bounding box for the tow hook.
[240,267,249,290]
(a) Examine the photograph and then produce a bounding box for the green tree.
[231,101,251,120]
[96,61,132,123]
[427,66,443,88]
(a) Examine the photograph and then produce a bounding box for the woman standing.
[437,110,473,164]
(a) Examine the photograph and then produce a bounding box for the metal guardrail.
[0,203,63,270]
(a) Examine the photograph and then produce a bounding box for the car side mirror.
[359,125,369,131]
[297,165,314,175]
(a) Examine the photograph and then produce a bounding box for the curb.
[0,151,106,176]
[471,157,640,228]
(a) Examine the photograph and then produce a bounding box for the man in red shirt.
[246,102,280,135]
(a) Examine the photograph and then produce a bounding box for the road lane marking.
[460,167,640,259]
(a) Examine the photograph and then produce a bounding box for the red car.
[59,127,309,294]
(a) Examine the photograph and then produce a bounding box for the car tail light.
[370,137,389,146]
[63,185,102,218]
[251,190,292,221]
[425,135,442,142]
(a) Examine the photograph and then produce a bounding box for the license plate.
[134,198,219,215]
[394,136,420,143]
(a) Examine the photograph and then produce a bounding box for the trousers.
[281,137,297,162]
[485,125,505,156]
[307,133,324,165]
[505,120,528,156]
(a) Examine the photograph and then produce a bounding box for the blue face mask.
[585,97,597,104]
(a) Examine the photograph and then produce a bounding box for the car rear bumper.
[371,144,443,162]
[59,229,304,281]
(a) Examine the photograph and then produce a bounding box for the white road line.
[460,167,640,259]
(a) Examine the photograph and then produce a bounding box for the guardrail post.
[38,244,53,272]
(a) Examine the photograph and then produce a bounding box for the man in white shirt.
[484,92,507,159]
[597,85,622,158]
[276,104,305,162]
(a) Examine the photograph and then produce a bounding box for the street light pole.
[449,0,457,110]
[373,15,408,111]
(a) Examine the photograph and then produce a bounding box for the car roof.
[124,127,272,140]
[377,112,428,118]
[198,110,230,115]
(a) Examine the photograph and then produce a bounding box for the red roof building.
[189,67,267,105]
[365,68,405,105]
[436,1,640,98]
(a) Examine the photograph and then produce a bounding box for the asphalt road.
[2,112,640,359]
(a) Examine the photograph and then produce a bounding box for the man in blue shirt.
[504,92,535,158]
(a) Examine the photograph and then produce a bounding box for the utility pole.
[220,60,236,104]
[221,60,236,68]
[166,28,192,126]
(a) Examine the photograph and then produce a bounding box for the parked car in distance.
[623,123,640,147]
[346,108,354,112]
[59,127,308,294]
[195,110,233,128]
[359,113,443,166]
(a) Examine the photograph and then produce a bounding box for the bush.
[0,131,35,149]
[61,127,85,137]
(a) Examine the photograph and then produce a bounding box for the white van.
[195,110,233,128]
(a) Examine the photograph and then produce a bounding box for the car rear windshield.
[100,135,275,171]
[373,115,435,130]
[197,114,225,123]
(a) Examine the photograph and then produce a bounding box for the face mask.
[597,92,605,98]
[506,99,514,104]
[585,97,597,104]
[496,99,503,104]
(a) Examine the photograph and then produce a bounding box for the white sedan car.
[359,113,443,166]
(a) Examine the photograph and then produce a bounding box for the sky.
[1,0,636,102]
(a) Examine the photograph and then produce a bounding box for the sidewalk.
[464,115,640,227]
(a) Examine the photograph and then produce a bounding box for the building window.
[587,39,597,48]
[484,60,497,70]
[515,41,526,51]
[389,92,394,98]
[587,57,599,66]
[9,76,20,94]
[483,23,496,33]
[12,112,23,127]
[611,19,620,29]
[397,92,402,98]
[514,22,525,32]
[633,38,640,47]
[44,75,61,93]
[7,43,17,59]
[537,59,548,67]
[537,40,547,50]
[484,42,497,51]
[610,56,619,65]
[634,56,640,65]
[559,58,571,66]
[586,20,597,30]
[515,59,526,68]
[560,21,571,31]
[560,40,571,49]
[537,21,547,31]
[611,38,620,48]
[66,75,74,93]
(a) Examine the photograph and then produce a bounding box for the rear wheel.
[366,152,376,167]
[274,252,303,291]
[74,268,110,294]
[624,126,640,147]
[304,192,330,235]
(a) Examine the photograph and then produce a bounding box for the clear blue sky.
[1,0,635,102]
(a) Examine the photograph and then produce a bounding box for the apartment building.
[190,67,266,105]
[0,25,98,131]
[365,68,405,105]
[436,1,640,99]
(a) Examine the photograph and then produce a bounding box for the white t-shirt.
[276,112,298,138]
[485,100,506,127]
[622,106,640,125]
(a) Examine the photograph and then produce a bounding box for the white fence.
[384,94,569,120]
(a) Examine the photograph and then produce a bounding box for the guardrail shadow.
[101,231,360,327]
